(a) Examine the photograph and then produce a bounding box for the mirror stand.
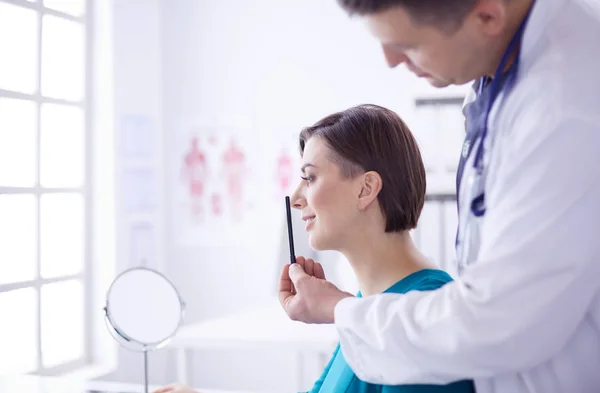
[103,267,185,393]
[143,347,149,393]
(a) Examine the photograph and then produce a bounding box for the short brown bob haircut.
[299,104,426,233]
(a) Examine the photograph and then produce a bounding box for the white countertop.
[0,374,250,393]
[170,297,338,353]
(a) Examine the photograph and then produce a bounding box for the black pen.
[285,196,296,264]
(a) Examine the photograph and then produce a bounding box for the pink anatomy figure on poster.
[181,136,208,223]
[211,193,222,217]
[277,148,294,196]
[222,138,247,222]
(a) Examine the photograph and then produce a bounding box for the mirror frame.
[103,267,186,351]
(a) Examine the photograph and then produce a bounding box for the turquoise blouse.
[307,269,475,393]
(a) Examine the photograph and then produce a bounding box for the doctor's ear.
[357,171,382,211]
[469,0,508,36]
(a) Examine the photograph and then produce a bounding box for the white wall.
[96,0,467,391]
[159,1,424,392]
[97,0,169,386]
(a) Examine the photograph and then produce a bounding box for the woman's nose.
[291,183,306,210]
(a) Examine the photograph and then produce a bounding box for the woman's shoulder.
[346,373,475,393]
[380,379,476,393]
[386,269,455,294]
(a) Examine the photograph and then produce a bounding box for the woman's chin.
[308,234,328,251]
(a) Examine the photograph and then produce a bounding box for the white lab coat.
[333,0,600,392]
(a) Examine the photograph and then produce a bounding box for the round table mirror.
[104,267,185,393]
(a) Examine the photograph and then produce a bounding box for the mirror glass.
[105,267,184,350]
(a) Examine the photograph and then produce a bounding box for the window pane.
[43,0,86,17]
[40,103,84,187]
[41,280,84,367]
[0,195,37,285]
[0,98,37,187]
[0,3,38,94]
[41,15,85,101]
[40,193,84,278]
[0,288,38,373]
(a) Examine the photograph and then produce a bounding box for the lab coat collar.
[520,0,566,66]
[462,0,565,115]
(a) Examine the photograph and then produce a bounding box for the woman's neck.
[340,230,435,297]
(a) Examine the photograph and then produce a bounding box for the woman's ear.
[357,171,382,211]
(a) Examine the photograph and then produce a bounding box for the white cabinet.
[414,201,442,265]
[412,97,466,195]
[442,201,459,277]
[409,84,470,274]
[413,196,459,275]
[439,105,466,173]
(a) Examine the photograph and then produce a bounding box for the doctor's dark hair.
[337,0,479,28]
[299,104,426,233]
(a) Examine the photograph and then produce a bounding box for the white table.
[170,297,339,392]
[0,374,249,393]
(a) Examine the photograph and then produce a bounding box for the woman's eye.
[301,175,314,184]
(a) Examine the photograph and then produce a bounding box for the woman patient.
[152,104,474,393]
[285,104,474,393]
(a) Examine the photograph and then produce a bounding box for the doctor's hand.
[279,256,354,324]
[152,383,198,393]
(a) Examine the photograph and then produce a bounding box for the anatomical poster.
[172,118,269,247]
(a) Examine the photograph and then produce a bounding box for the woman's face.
[291,137,363,251]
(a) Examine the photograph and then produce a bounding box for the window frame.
[0,0,94,376]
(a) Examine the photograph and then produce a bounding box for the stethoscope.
[469,10,533,217]
[456,5,534,270]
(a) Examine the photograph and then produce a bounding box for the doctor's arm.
[333,114,600,384]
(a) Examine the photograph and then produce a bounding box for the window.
[0,0,91,375]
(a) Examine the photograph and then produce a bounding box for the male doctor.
[279,0,600,392]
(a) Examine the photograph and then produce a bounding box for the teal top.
[307,269,475,393]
